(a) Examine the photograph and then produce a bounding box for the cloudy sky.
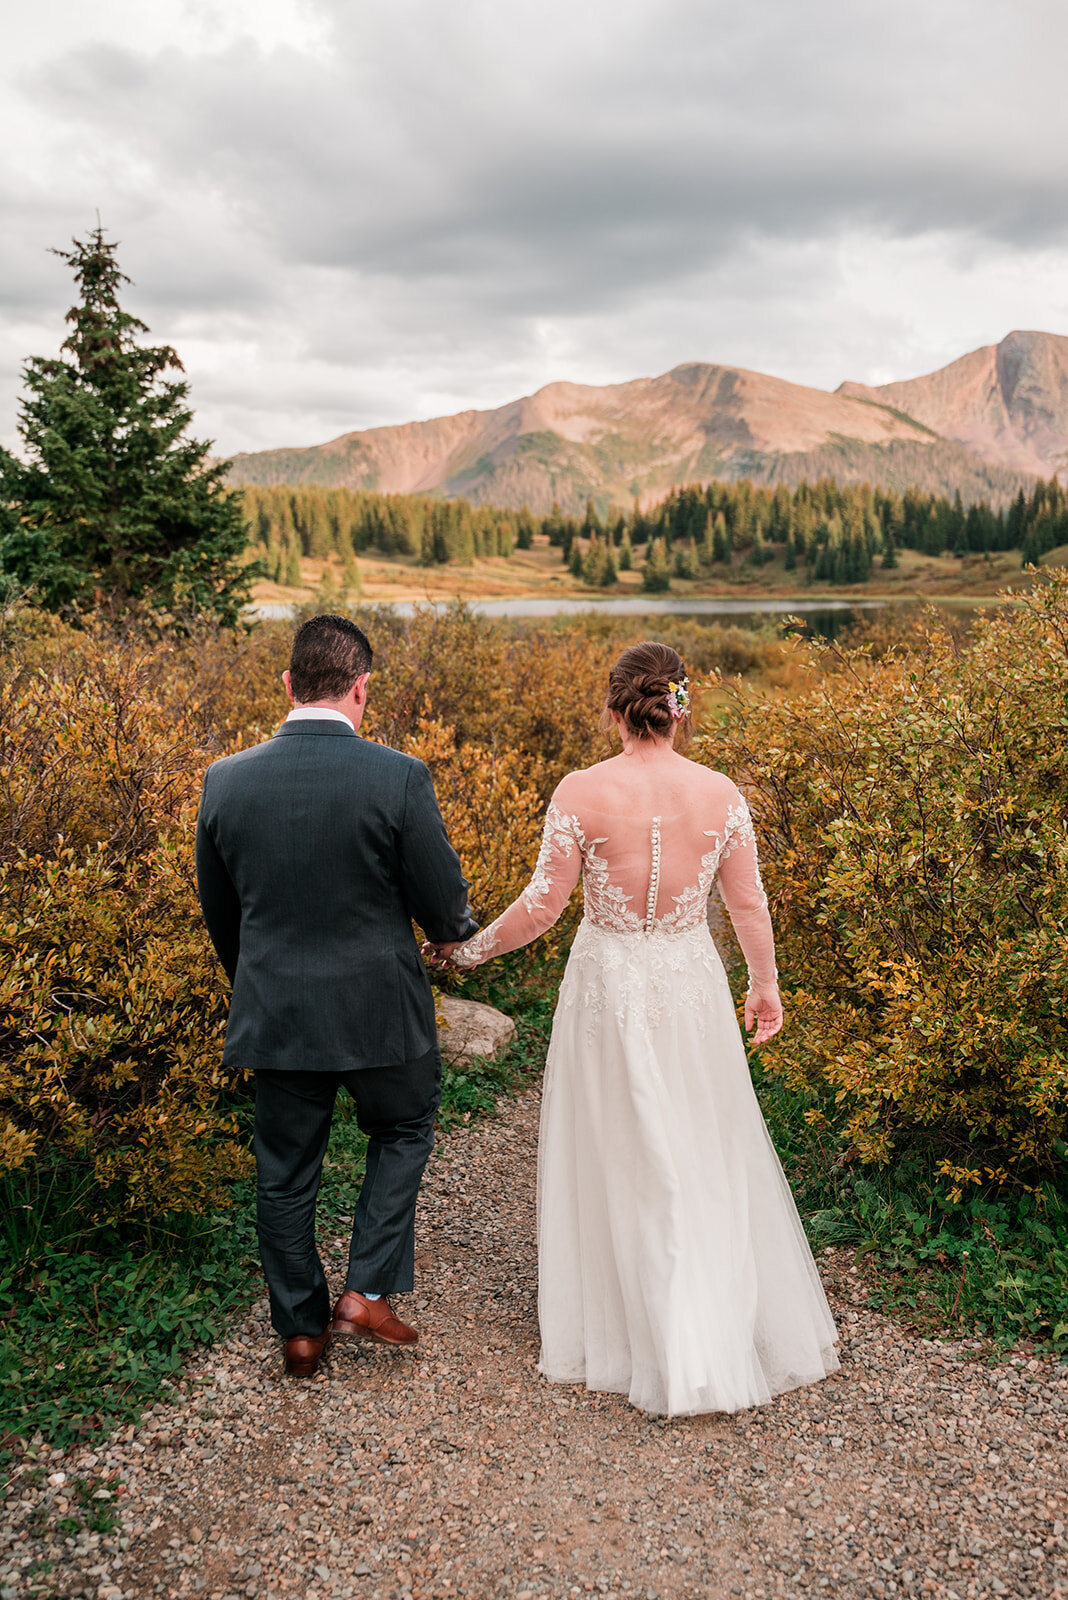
[3,0,1067,457]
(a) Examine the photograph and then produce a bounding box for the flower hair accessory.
[667,677,690,719]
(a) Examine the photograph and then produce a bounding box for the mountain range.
[226,330,1068,513]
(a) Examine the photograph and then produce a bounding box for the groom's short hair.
[289,614,374,704]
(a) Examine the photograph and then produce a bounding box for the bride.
[427,641,839,1416]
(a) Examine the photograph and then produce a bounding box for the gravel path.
[4,1088,1067,1600]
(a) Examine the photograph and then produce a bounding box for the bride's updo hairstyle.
[600,641,691,744]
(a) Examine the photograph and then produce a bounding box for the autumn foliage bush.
[0,603,634,1234]
[0,629,248,1227]
[705,573,1068,1192]
[6,585,1063,1249]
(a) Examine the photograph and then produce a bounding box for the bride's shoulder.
[679,759,744,802]
[553,752,632,790]
[547,761,624,815]
[550,766,602,806]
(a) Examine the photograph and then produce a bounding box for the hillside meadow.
[249,534,1036,612]
[1,581,1066,1457]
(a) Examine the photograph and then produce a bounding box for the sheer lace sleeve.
[450,798,584,968]
[716,796,779,992]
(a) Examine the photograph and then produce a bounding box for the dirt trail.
[3,1090,1067,1600]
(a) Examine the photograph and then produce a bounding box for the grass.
[0,987,552,1476]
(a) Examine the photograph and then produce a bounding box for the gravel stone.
[3,1088,1067,1598]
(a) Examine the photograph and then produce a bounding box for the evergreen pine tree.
[581,498,603,539]
[641,537,671,593]
[698,512,714,566]
[581,535,617,587]
[307,494,332,559]
[516,506,535,550]
[452,504,475,565]
[618,531,633,571]
[569,541,584,579]
[430,503,450,564]
[544,502,565,546]
[341,552,362,595]
[0,226,253,620]
[673,538,699,579]
[420,519,436,566]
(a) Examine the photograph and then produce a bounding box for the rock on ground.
[437,996,516,1064]
[3,1088,1067,1600]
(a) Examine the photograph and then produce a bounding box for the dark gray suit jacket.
[195,719,478,1073]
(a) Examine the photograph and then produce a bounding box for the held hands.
[745,987,783,1048]
[422,939,463,970]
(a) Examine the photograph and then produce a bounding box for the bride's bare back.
[452,746,778,991]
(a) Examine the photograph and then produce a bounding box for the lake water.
[252,593,998,640]
[253,595,890,635]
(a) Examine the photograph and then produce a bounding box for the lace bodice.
[451,766,777,990]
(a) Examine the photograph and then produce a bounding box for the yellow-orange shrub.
[0,632,250,1220]
[701,573,1068,1191]
[7,594,967,1225]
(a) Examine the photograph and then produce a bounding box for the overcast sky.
[4,0,1068,456]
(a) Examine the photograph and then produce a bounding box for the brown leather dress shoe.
[283,1328,332,1377]
[331,1291,419,1346]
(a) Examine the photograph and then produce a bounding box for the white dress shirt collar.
[285,706,356,732]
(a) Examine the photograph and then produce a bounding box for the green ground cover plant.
[753,1067,1068,1353]
[0,1194,257,1463]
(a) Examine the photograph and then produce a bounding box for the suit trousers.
[253,1049,442,1338]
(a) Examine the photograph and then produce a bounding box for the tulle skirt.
[537,917,840,1416]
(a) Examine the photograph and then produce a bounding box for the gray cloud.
[4,0,1068,453]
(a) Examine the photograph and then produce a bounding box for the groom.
[196,613,477,1377]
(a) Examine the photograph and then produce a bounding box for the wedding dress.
[452,760,839,1416]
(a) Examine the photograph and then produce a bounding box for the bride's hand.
[421,940,463,969]
[745,988,783,1047]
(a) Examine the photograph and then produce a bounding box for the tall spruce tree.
[641,536,671,593]
[0,227,253,622]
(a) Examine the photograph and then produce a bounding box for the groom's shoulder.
[201,732,280,781]
[202,732,423,786]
